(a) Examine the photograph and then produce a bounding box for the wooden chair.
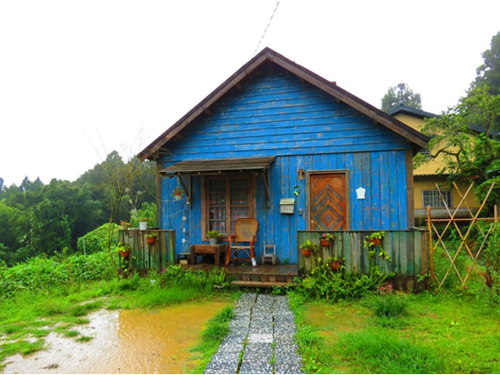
[225,218,258,266]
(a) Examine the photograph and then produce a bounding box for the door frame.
[306,170,350,230]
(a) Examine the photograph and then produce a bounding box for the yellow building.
[388,105,479,221]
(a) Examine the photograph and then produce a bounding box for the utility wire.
[252,2,280,57]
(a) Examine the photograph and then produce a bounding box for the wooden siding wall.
[297,230,429,277]
[158,64,413,264]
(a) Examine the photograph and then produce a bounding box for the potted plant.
[320,233,335,247]
[207,230,221,245]
[138,217,148,230]
[172,187,184,201]
[327,256,342,270]
[300,239,318,258]
[120,220,131,231]
[146,233,157,245]
[364,231,391,261]
[117,243,131,258]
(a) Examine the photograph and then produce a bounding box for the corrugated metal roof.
[160,157,275,175]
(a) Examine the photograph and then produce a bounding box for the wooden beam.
[204,108,213,116]
[235,83,244,91]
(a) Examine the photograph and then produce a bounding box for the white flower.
[182,228,186,233]
[181,238,186,244]
[182,216,187,221]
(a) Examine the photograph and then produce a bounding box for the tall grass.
[338,330,445,374]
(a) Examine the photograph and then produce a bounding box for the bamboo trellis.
[427,182,499,290]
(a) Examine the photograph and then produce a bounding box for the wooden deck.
[181,264,299,288]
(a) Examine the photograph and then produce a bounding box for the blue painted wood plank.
[370,152,381,229]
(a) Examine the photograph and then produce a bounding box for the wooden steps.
[231,280,291,287]
[181,263,299,288]
[226,264,298,288]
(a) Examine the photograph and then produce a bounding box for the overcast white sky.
[1,0,499,186]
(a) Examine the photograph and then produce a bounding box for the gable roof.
[387,105,439,120]
[138,47,429,161]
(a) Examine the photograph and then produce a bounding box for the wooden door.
[309,173,347,230]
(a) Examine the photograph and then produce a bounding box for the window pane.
[230,179,248,191]
[209,221,226,233]
[231,207,248,220]
[209,207,226,220]
[209,179,226,192]
[209,193,225,206]
[231,192,248,205]
[423,190,452,208]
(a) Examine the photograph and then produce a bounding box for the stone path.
[205,293,303,374]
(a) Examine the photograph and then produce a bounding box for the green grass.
[190,306,234,374]
[292,291,500,374]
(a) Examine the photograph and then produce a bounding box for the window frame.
[201,175,256,240]
[422,189,452,208]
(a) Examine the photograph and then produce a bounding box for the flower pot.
[120,250,130,258]
[146,237,156,245]
[139,222,148,230]
[331,260,341,270]
[370,238,381,246]
[209,238,218,246]
[174,194,182,201]
[320,239,330,247]
[301,248,312,257]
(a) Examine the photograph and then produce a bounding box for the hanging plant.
[171,187,184,201]
[364,231,391,261]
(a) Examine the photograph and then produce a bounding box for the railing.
[297,230,429,277]
[118,229,176,271]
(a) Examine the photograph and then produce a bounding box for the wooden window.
[203,175,255,238]
[423,189,452,208]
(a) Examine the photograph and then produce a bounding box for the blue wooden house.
[138,48,430,286]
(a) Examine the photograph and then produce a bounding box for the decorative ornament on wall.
[356,187,366,200]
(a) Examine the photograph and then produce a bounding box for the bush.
[295,261,390,301]
[76,223,120,254]
[0,252,116,299]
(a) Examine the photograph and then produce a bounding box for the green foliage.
[365,291,409,319]
[381,82,422,112]
[295,260,390,301]
[76,223,120,254]
[364,231,391,261]
[0,151,157,264]
[0,252,115,299]
[130,201,157,228]
[473,30,500,98]
[338,330,445,374]
[417,86,500,212]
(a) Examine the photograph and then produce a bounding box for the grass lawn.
[291,292,500,374]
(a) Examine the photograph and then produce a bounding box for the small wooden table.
[190,244,227,265]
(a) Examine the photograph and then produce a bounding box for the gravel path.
[205,293,303,374]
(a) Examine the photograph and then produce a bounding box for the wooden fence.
[118,229,176,272]
[297,230,429,278]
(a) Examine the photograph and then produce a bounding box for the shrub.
[295,260,390,301]
[0,252,116,299]
[76,223,120,254]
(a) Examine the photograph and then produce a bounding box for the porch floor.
[181,264,299,288]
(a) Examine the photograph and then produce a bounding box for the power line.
[252,2,280,57]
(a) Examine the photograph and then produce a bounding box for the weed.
[76,335,93,343]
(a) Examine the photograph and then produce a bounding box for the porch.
[181,264,299,288]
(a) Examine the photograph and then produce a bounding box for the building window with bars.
[422,189,452,208]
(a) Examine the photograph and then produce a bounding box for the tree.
[381,82,422,112]
[473,31,500,96]
[416,86,500,210]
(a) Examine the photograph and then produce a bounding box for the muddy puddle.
[3,301,228,374]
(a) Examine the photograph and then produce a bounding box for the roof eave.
[138,48,429,161]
